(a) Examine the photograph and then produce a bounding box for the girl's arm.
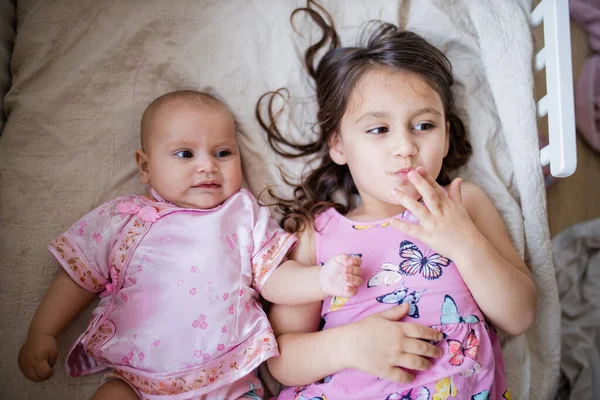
[18,270,95,381]
[456,182,537,335]
[389,168,537,336]
[267,227,443,386]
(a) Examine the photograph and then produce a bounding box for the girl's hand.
[389,167,482,261]
[18,333,58,382]
[319,254,363,298]
[344,303,444,383]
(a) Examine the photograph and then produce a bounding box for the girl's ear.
[135,149,151,184]
[443,121,450,157]
[328,133,347,165]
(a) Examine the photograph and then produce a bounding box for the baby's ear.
[135,149,151,184]
[328,133,347,165]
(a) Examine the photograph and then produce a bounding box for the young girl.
[17,90,362,400]
[258,3,538,400]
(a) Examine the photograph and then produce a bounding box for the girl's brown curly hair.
[256,0,472,234]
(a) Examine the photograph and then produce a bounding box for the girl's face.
[330,68,450,219]
[136,102,242,210]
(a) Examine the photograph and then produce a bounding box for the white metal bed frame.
[531,0,577,178]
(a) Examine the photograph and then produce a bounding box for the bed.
[0,0,569,399]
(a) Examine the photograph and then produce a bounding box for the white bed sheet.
[0,1,559,399]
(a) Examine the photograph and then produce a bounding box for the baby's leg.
[91,379,139,400]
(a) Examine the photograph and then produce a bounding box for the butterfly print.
[352,222,390,230]
[433,376,458,399]
[397,240,451,280]
[376,286,425,318]
[329,296,349,312]
[461,361,481,377]
[368,262,404,288]
[440,295,480,324]
[471,389,489,400]
[386,387,431,400]
[447,329,479,366]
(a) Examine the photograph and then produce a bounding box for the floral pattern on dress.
[112,329,277,396]
[251,233,296,290]
[49,234,107,292]
[86,319,116,357]
[52,190,293,397]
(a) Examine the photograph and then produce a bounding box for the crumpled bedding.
[0,1,559,399]
[553,218,600,400]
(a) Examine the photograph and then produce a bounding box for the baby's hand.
[18,333,58,382]
[319,254,362,298]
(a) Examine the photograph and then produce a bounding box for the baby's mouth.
[194,181,221,189]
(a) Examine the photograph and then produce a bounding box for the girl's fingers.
[383,367,415,384]
[416,166,445,196]
[403,323,444,343]
[447,177,463,205]
[390,188,428,220]
[403,338,443,359]
[388,218,424,239]
[408,169,441,213]
[395,353,432,371]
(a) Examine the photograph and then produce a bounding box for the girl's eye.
[175,150,194,158]
[215,150,232,158]
[414,123,435,131]
[367,126,389,135]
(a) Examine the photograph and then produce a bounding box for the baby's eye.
[175,150,194,158]
[367,126,389,135]
[215,150,232,158]
[413,123,435,131]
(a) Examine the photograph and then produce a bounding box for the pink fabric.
[279,208,509,400]
[103,371,265,400]
[571,0,600,153]
[48,188,297,399]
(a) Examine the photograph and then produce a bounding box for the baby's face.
[139,102,242,209]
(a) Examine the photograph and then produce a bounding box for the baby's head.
[136,90,242,209]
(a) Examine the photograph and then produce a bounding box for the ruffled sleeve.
[48,196,141,292]
[247,195,297,293]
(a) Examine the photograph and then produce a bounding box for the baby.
[18,90,362,400]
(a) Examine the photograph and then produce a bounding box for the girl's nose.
[392,131,417,158]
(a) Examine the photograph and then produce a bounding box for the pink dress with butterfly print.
[48,188,297,400]
[278,208,509,400]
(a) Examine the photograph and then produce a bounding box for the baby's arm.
[261,254,362,305]
[248,191,361,305]
[267,227,443,386]
[18,270,95,382]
